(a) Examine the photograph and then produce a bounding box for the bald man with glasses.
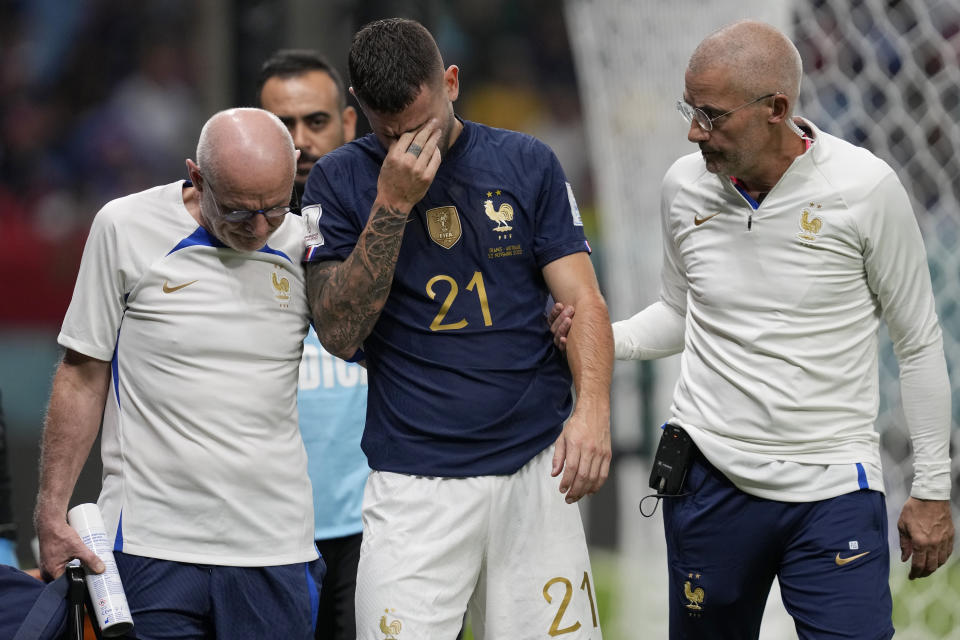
[553,19,952,639]
[34,108,325,639]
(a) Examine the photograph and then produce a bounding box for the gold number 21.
[425,271,492,331]
[542,572,599,636]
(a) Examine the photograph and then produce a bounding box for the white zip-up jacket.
[615,119,951,502]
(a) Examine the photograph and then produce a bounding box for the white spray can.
[67,503,134,637]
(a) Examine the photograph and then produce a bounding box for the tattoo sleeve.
[306,204,409,359]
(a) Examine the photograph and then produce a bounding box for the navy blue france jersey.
[303,119,591,476]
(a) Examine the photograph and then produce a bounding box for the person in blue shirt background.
[257,50,367,640]
[297,328,368,640]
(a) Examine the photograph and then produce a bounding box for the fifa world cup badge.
[302,204,325,248]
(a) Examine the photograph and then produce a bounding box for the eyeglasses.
[677,93,777,131]
[204,180,299,223]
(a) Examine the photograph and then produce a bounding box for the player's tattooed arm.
[306,207,408,359]
[307,119,443,359]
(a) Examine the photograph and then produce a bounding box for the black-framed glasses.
[677,93,777,132]
[205,180,299,223]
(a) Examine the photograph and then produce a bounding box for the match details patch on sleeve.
[302,204,324,248]
[565,182,583,227]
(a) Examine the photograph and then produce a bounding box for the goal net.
[796,3,960,638]
[564,0,960,637]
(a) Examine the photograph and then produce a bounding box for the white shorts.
[355,446,602,640]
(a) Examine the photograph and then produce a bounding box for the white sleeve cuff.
[909,460,953,501]
[612,300,685,360]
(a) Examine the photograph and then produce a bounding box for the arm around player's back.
[306,124,442,360]
[34,349,110,579]
[542,252,613,503]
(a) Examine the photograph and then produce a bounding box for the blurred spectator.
[0,1,198,328]
[0,0,593,327]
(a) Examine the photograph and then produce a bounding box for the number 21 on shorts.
[542,571,599,636]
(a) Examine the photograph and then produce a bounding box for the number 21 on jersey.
[426,271,492,331]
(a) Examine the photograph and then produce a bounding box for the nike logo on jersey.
[162,280,198,293]
[694,212,720,226]
[834,551,870,566]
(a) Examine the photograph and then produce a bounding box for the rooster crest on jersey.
[684,575,705,611]
[484,193,514,232]
[427,206,462,249]
[379,610,402,639]
[798,203,824,243]
[272,268,290,301]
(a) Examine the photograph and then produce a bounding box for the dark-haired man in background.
[257,50,358,195]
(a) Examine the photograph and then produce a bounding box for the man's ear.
[769,93,791,124]
[444,65,460,102]
[185,159,202,188]
[342,106,358,143]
